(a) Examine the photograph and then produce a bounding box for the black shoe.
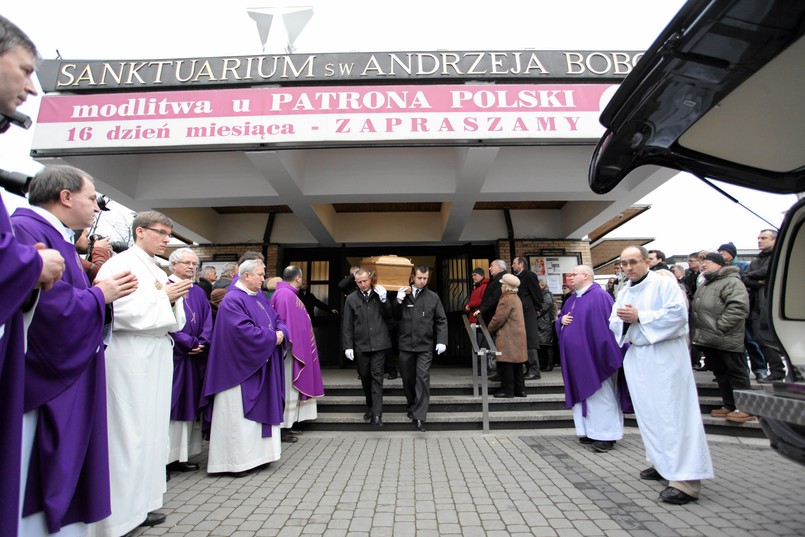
[166,468,171,482]
[514,391,527,398]
[544,363,553,372]
[370,416,383,427]
[758,375,786,384]
[579,436,594,445]
[168,461,199,472]
[281,431,298,443]
[363,411,371,421]
[489,375,501,382]
[139,511,167,527]
[413,419,426,432]
[387,371,398,380]
[640,467,663,481]
[524,371,541,380]
[288,428,303,435]
[659,486,698,505]
[591,440,615,453]
[492,391,513,398]
[406,411,413,419]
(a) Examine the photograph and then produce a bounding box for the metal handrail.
[462,315,500,434]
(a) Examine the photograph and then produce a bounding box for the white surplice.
[89,246,185,537]
[207,385,281,473]
[280,349,317,428]
[609,270,713,482]
[572,374,624,441]
[167,420,202,464]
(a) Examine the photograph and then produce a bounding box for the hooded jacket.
[691,266,750,352]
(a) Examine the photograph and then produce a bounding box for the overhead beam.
[441,147,500,241]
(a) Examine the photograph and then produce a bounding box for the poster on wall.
[529,254,580,294]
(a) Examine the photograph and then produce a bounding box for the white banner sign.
[32,83,617,152]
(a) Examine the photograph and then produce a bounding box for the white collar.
[235,280,257,296]
[30,206,75,243]
[575,283,593,297]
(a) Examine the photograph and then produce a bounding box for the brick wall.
[166,243,281,277]
[497,239,592,266]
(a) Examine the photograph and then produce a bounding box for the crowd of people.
[0,15,790,536]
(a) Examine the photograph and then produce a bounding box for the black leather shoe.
[413,419,426,432]
[640,467,663,481]
[659,486,698,505]
[139,511,167,527]
[492,391,513,398]
[370,416,383,427]
[168,461,199,472]
[281,431,298,443]
[758,375,786,384]
[544,363,553,372]
[579,436,594,445]
[591,440,615,453]
[406,411,413,419]
[363,411,371,421]
[489,375,501,382]
[514,391,527,398]
[388,371,398,380]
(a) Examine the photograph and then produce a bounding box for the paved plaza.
[132,429,805,537]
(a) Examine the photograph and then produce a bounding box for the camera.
[89,233,128,255]
[0,168,33,196]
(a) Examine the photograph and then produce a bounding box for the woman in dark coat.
[487,274,528,398]
[536,279,556,371]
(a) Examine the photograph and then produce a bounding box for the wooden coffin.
[360,255,414,291]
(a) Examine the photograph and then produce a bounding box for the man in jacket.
[474,259,506,378]
[743,229,786,382]
[512,257,543,380]
[393,266,448,432]
[692,252,753,422]
[342,269,391,426]
[718,241,765,380]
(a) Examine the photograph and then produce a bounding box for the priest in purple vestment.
[0,16,69,536]
[557,265,631,454]
[167,248,212,474]
[268,265,325,433]
[12,166,137,535]
[201,260,287,475]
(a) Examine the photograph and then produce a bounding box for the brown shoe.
[725,410,757,423]
[710,407,730,418]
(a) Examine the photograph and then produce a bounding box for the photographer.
[75,229,113,281]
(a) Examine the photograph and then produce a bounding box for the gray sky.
[1,0,797,254]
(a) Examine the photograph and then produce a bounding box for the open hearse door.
[587,0,805,463]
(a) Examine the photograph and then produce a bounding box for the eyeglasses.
[176,260,198,267]
[142,227,173,238]
[618,259,643,268]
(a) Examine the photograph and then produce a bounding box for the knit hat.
[501,273,520,288]
[703,252,726,266]
[717,242,737,259]
[472,267,485,277]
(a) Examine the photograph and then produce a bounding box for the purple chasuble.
[169,282,212,421]
[268,282,325,399]
[201,287,287,437]
[11,208,111,532]
[556,283,632,416]
[0,198,42,537]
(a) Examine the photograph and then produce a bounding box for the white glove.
[374,284,387,302]
[435,343,446,355]
[345,349,354,361]
[397,287,408,303]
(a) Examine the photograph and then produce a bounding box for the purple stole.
[269,282,325,399]
[556,283,632,415]
[11,207,111,532]
[169,283,213,421]
[201,287,287,437]
[0,199,42,537]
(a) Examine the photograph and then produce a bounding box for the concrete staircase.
[304,367,766,438]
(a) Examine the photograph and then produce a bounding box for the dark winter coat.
[487,291,527,363]
[342,290,392,352]
[691,266,749,352]
[392,288,448,352]
[513,269,542,349]
[536,287,555,346]
[478,271,505,325]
